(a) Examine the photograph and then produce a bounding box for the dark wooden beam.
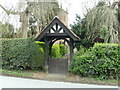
[46,33,69,37]
[49,41,52,58]
[69,38,74,61]
[56,23,58,31]
[51,27,56,32]
[44,37,49,66]
[58,27,62,32]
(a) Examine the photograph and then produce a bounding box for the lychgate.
[36,17,80,74]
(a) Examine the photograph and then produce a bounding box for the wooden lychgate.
[36,17,80,74]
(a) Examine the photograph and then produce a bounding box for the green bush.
[69,43,120,80]
[35,41,68,58]
[59,44,66,56]
[35,41,45,54]
[1,37,45,70]
[51,44,68,58]
[51,44,61,58]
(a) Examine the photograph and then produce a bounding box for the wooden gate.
[48,58,68,74]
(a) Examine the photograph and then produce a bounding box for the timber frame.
[36,17,80,65]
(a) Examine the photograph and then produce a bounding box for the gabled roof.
[35,17,80,41]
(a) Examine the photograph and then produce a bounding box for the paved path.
[0,76,118,88]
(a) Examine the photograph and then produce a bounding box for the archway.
[49,38,70,58]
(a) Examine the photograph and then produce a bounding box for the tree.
[85,1,119,43]
[117,1,120,41]
[27,14,37,37]
[0,22,14,38]
[71,15,93,49]
[26,1,60,37]
[71,1,120,50]
[118,2,120,23]
[0,0,60,38]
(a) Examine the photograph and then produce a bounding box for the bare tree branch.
[0,4,20,15]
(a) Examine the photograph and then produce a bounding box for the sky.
[0,0,119,30]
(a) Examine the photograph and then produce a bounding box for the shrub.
[69,43,120,80]
[35,41,45,53]
[51,44,68,58]
[1,37,45,70]
[51,44,61,58]
[59,44,66,56]
[35,42,68,58]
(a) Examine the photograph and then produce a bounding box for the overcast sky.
[0,0,118,29]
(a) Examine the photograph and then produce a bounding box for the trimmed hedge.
[1,37,45,70]
[34,41,67,58]
[59,44,66,56]
[51,44,67,58]
[35,41,45,54]
[69,43,120,80]
[51,44,61,58]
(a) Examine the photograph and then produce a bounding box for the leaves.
[71,1,120,49]
[0,22,14,38]
[69,43,120,80]
[1,37,45,70]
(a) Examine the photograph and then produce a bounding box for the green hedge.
[51,44,67,58]
[1,37,45,70]
[69,43,120,80]
[59,44,66,56]
[35,41,45,54]
[34,41,67,58]
[51,44,61,58]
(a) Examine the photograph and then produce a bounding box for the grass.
[1,69,33,76]
[0,69,118,86]
[85,76,118,83]
[68,74,118,85]
[103,79,118,83]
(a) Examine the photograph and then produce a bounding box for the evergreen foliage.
[1,37,45,70]
[71,1,120,50]
[69,43,120,80]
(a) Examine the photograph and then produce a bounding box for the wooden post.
[70,38,74,61]
[44,37,49,66]
[49,43,52,58]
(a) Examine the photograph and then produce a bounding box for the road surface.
[0,76,118,88]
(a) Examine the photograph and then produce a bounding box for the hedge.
[51,44,67,58]
[51,44,61,58]
[59,44,66,56]
[69,43,120,80]
[35,41,67,58]
[1,37,45,70]
[35,42,66,58]
[35,41,45,54]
